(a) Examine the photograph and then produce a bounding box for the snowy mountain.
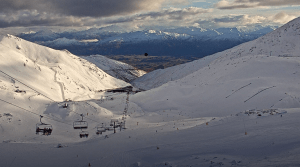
[131,17,300,116]
[0,34,129,102]
[1,18,300,167]
[131,20,295,90]
[18,25,277,57]
[81,55,146,82]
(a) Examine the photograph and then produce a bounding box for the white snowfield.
[0,17,299,167]
[82,54,146,82]
[132,18,299,91]
[0,34,129,101]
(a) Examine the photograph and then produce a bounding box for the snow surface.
[0,18,300,167]
[132,17,298,91]
[82,55,146,82]
[0,35,129,101]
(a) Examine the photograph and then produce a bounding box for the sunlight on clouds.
[272,12,296,24]
[138,0,166,11]
[214,0,258,9]
[0,0,299,31]
[215,0,300,9]
[211,12,297,28]
[241,15,266,24]
[215,0,230,8]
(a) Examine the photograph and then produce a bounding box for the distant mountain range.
[18,25,277,58]
[131,17,300,115]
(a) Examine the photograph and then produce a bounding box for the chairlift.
[96,127,106,135]
[73,114,88,129]
[105,127,114,131]
[36,115,53,135]
[120,121,126,129]
[110,119,118,126]
[63,103,68,108]
[96,123,106,135]
[79,130,89,138]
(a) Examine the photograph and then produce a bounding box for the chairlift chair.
[79,130,89,138]
[115,121,123,128]
[73,114,88,129]
[96,123,106,135]
[105,127,114,131]
[96,127,106,135]
[36,115,53,135]
[110,119,118,126]
[119,121,126,129]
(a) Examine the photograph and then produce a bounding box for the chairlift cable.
[0,70,55,102]
[0,98,72,126]
[0,69,114,127]
[70,102,102,124]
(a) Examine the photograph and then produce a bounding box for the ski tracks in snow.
[51,67,65,101]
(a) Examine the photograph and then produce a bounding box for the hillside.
[0,34,130,143]
[0,34,129,102]
[81,55,146,82]
[132,18,299,90]
[0,18,300,167]
[131,17,300,116]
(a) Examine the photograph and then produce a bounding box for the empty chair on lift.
[110,119,118,126]
[36,115,53,135]
[73,114,88,129]
[96,123,106,135]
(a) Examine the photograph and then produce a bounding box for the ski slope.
[0,34,129,101]
[0,18,300,167]
[82,55,146,82]
[131,17,300,116]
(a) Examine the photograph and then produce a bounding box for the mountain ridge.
[18,25,277,57]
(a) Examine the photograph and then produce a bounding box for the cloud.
[0,3,296,31]
[0,10,86,28]
[0,7,212,28]
[0,0,168,17]
[201,12,297,28]
[92,7,213,30]
[207,14,268,27]
[272,11,297,24]
[137,7,213,20]
[215,0,300,10]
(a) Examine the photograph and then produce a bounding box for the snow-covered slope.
[43,37,84,47]
[131,54,219,90]
[82,55,146,82]
[131,17,300,116]
[0,34,129,102]
[0,34,130,144]
[131,19,295,90]
[1,19,300,167]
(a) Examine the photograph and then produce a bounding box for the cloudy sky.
[0,0,299,33]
